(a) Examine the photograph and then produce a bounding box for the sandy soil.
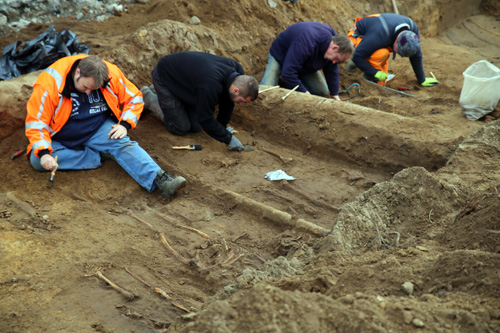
[1,0,500,332]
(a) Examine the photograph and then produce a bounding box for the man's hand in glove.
[421,77,439,87]
[374,71,388,82]
[228,135,242,151]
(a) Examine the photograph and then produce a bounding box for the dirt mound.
[1,0,499,332]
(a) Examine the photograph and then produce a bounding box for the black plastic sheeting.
[0,25,90,80]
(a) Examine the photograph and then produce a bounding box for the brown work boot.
[154,169,186,198]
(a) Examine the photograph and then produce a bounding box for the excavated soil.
[1,0,500,332]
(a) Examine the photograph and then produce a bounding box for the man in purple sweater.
[260,21,354,100]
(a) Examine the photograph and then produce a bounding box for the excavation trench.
[239,89,463,173]
[1,1,499,331]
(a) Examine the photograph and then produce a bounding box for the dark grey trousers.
[151,67,200,135]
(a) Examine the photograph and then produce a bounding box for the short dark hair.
[233,75,259,101]
[78,55,109,87]
[332,34,354,55]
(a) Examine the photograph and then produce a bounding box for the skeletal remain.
[88,270,136,301]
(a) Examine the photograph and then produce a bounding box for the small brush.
[172,145,202,151]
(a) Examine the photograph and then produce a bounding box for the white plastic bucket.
[459,60,500,120]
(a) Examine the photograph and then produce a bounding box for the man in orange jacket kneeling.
[346,13,439,87]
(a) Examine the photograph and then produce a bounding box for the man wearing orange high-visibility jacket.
[346,13,439,87]
[25,54,186,198]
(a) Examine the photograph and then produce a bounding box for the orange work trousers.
[348,17,391,86]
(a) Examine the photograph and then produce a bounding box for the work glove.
[374,71,388,82]
[421,77,439,87]
[228,135,242,151]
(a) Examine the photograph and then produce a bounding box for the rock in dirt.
[401,281,414,296]
[412,318,425,328]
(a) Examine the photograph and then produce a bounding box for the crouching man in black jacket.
[142,52,259,151]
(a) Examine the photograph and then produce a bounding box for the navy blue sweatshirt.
[269,21,340,95]
[352,13,425,83]
[155,52,244,144]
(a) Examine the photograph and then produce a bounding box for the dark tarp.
[0,25,90,80]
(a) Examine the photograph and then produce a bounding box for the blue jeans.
[260,54,329,96]
[30,118,161,192]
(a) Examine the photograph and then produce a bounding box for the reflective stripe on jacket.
[25,54,144,157]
